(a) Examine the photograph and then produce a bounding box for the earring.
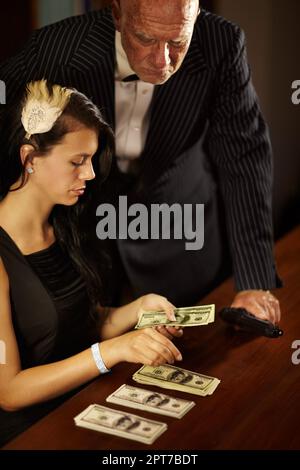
[26,167,34,174]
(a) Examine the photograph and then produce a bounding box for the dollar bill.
[106,384,195,419]
[135,304,215,329]
[74,404,167,445]
[133,364,220,396]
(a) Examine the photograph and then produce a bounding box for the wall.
[215,0,300,237]
[38,0,82,27]
[0,1,33,62]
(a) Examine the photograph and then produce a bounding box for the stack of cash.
[135,304,215,329]
[106,384,195,419]
[133,364,220,396]
[74,404,167,444]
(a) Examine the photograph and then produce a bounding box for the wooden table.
[3,227,300,450]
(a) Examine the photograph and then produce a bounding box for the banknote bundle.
[133,364,220,396]
[106,384,195,418]
[74,404,167,444]
[135,304,215,329]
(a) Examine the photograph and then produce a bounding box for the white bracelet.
[91,343,111,374]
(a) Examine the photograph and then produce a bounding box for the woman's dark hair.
[0,81,114,319]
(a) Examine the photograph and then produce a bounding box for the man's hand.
[231,290,281,325]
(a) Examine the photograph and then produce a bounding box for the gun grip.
[219,307,283,338]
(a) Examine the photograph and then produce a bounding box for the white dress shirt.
[115,31,154,173]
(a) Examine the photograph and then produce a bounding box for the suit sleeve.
[206,27,282,291]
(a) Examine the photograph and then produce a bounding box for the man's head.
[112,0,200,84]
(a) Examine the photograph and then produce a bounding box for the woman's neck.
[0,186,55,254]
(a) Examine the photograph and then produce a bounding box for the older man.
[0,0,281,322]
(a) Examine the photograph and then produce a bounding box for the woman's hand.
[136,293,176,321]
[154,325,184,340]
[100,327,183,368]
[136,294,184,340]
[100,293,183,341]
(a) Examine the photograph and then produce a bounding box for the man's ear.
[20,144,35,169]
[111,0,122,32]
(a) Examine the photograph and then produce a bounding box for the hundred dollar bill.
[106,384,195,419]
[135,304,215,329]
[133,364,220,396]
[74,404,167,445]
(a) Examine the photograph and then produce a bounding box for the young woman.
[0,80,183,446]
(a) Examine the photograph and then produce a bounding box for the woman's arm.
[99,294,177,340]
[0,260,182,412]
[0,257,101,411]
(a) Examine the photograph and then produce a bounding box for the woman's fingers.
[153,296,176,321]
[155,325,183,339]
[165,302,177,322]
[138,328,182,365]
[165,326,183,337]
[121,328,183,366]
[140,294,177,321]
[148,328,182,362]
[154,326,173,340]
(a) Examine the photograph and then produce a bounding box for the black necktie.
[122,74,139,82]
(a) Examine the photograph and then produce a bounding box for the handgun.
[219,307,283,338]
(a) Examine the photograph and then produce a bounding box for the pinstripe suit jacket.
[0,8,280,304]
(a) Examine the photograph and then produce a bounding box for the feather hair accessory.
[21,80,73,139]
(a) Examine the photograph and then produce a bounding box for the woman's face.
[28,126,99,206]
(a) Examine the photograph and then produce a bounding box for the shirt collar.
[115,31,136,80]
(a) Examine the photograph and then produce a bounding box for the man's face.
[113,0,199,84]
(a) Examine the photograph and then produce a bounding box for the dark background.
[0,0,299,240]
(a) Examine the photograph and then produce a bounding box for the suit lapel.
[67,10,116,128]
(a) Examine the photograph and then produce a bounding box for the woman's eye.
[71,159,85,167]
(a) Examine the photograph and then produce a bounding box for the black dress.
[0,226,99,447]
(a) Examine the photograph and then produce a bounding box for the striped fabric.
[0,8,280,292]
